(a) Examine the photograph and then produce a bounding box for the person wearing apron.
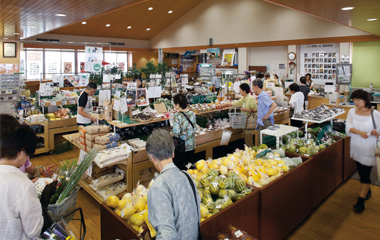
[77,82,98,126]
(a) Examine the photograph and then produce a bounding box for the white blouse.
[289,92,305,113]
[346,108,380,166]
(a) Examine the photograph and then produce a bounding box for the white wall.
[248,46,287,66]
[24,34,151,49]
[151,0,369,49]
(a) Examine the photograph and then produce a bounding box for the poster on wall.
[64,62,72,73]
[118,62,125,71]
[207,48,220,59]
[84,46,103,72]
[221,49,236,66]
[47,62,58,74]
[29,62,40,78]
[336,64,352,84]
[300,43,339,84]
[137,88,148,106]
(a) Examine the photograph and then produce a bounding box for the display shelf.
[25,120,49,155]
[291,111,345,137]
[260,124,299,149]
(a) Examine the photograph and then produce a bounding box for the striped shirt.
[0,165,44,240]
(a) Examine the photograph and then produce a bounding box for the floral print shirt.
[172,111,196,152]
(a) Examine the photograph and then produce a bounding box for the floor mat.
[351,168,380,186]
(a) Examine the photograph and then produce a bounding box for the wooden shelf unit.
[25,120,49,155]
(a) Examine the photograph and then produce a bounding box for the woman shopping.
[346,89,380,213]
[225,83,258,147]
[172,94,197,170]
[288,83,305,128]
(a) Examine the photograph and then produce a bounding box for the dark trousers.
[173,149,195,170]
[291,119,303,128]
[355,161,373,184]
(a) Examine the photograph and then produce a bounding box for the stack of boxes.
[79,125,120,152]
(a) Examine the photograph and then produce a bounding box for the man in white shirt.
[288,83,305,127]
[211,71,221,94]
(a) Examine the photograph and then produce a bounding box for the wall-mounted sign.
[3,42,17,58]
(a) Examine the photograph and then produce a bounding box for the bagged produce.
[93,141,118,150]
[79,137,86,145]
[85,125,110,134]
[86,133,105,141]
[98,182,128,200]
[91,172,124,190]
[95,133,120,144]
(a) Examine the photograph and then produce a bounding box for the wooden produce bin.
[48,118,78,152]
[342,136,356,181]
[260,156,313,240]
[274,111,290,125]
[25,120,49,155]
[310,138,344,209]
[101,203,139,240]
[100,189,260,240]
[201,189,260,239]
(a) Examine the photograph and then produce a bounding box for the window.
[116,52,127,72]
[104,52,117,65]
[45,50,61,79]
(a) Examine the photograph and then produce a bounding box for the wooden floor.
[31,149,380,240]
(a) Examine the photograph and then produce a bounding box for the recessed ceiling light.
[14,33,20,35]
[146,28,151,31]
[82,21,87,25]
[55,13,66,17]
[3,38,8,40]
[148,7,153,11]
[106,24,111,27]
[127,26,132,29]
[30,25,37,28]
[341,7,354,11]
[168,10,173,14]
[68,42,74,43]
[367,18,378,21]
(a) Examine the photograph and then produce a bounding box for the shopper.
[273,74,283,87]
[211,71,221,94]
[263,72,276,90]
[305,73,314,90]
[252,79,277,133]
[299,76,310,109]
[146,129,201,240]
[288,83,305,128]
[172,93,196,170]
[346,89,380,213]
[225,83,258,147]
[77,82,98,126]
[0,114,54,239]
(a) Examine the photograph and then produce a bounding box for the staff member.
[77,82,98,126]
[211,71,221,94]
[252,79,277,132]
[225,83,257,147]
[299,76,310,109]
[305,73,314,90]
[146,129,201,240]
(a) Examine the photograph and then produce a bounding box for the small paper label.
[234,230,243,238]
[216,205,221,209]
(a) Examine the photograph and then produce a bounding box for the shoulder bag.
[243,99,256,130]
[173,112,195,153]
[182,171,203,240]
[370,110,380,180]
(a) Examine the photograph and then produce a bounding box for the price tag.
[216,205,221,209]
[120,98,128,114]
[86,163,93,177]
[50,101,56,106]
[78,150,86,165]
[113,99,120,111]
[234,230,243,238]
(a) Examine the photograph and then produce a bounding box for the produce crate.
[48,187,80,223]
[54,140,73,155]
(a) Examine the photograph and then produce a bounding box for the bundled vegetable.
[56,149,98,204]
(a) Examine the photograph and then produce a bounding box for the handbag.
[173,112,195,153]
[246,112,257,130]
[370,110,380,180]
[182,171,203,240]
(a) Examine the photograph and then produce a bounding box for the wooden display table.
[48,118,78,152]
[100,189,260,240]
[25,120,49,155]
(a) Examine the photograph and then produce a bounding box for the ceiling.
[263,0,380,37]
[0,0,146,39]
[46,0,204,40]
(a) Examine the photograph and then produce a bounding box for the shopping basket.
[48,187,80,223]
[228,108,247,129]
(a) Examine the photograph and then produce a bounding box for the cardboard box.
[154,102,168,113]
[103,100,113,122]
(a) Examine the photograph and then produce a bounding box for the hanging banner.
[221,49,235,66]
[84,46,103,73]
[158,48,163,63]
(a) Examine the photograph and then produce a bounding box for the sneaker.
[353,197,365,213]
[365,189,372,200]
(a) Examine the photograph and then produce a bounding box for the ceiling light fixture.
[341,7,354,11]
[82,21,87,24]
[14,33,20,35]
[127,26,132,29]
[68,42,74,43]
[367,18,378,21]
[55,13,66,16]
[3,38,8,40]
[30,25,37,28]
[148,7,153,10]
[106,24,111,27]
[146,28,151,31]
[168,10,173,14]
